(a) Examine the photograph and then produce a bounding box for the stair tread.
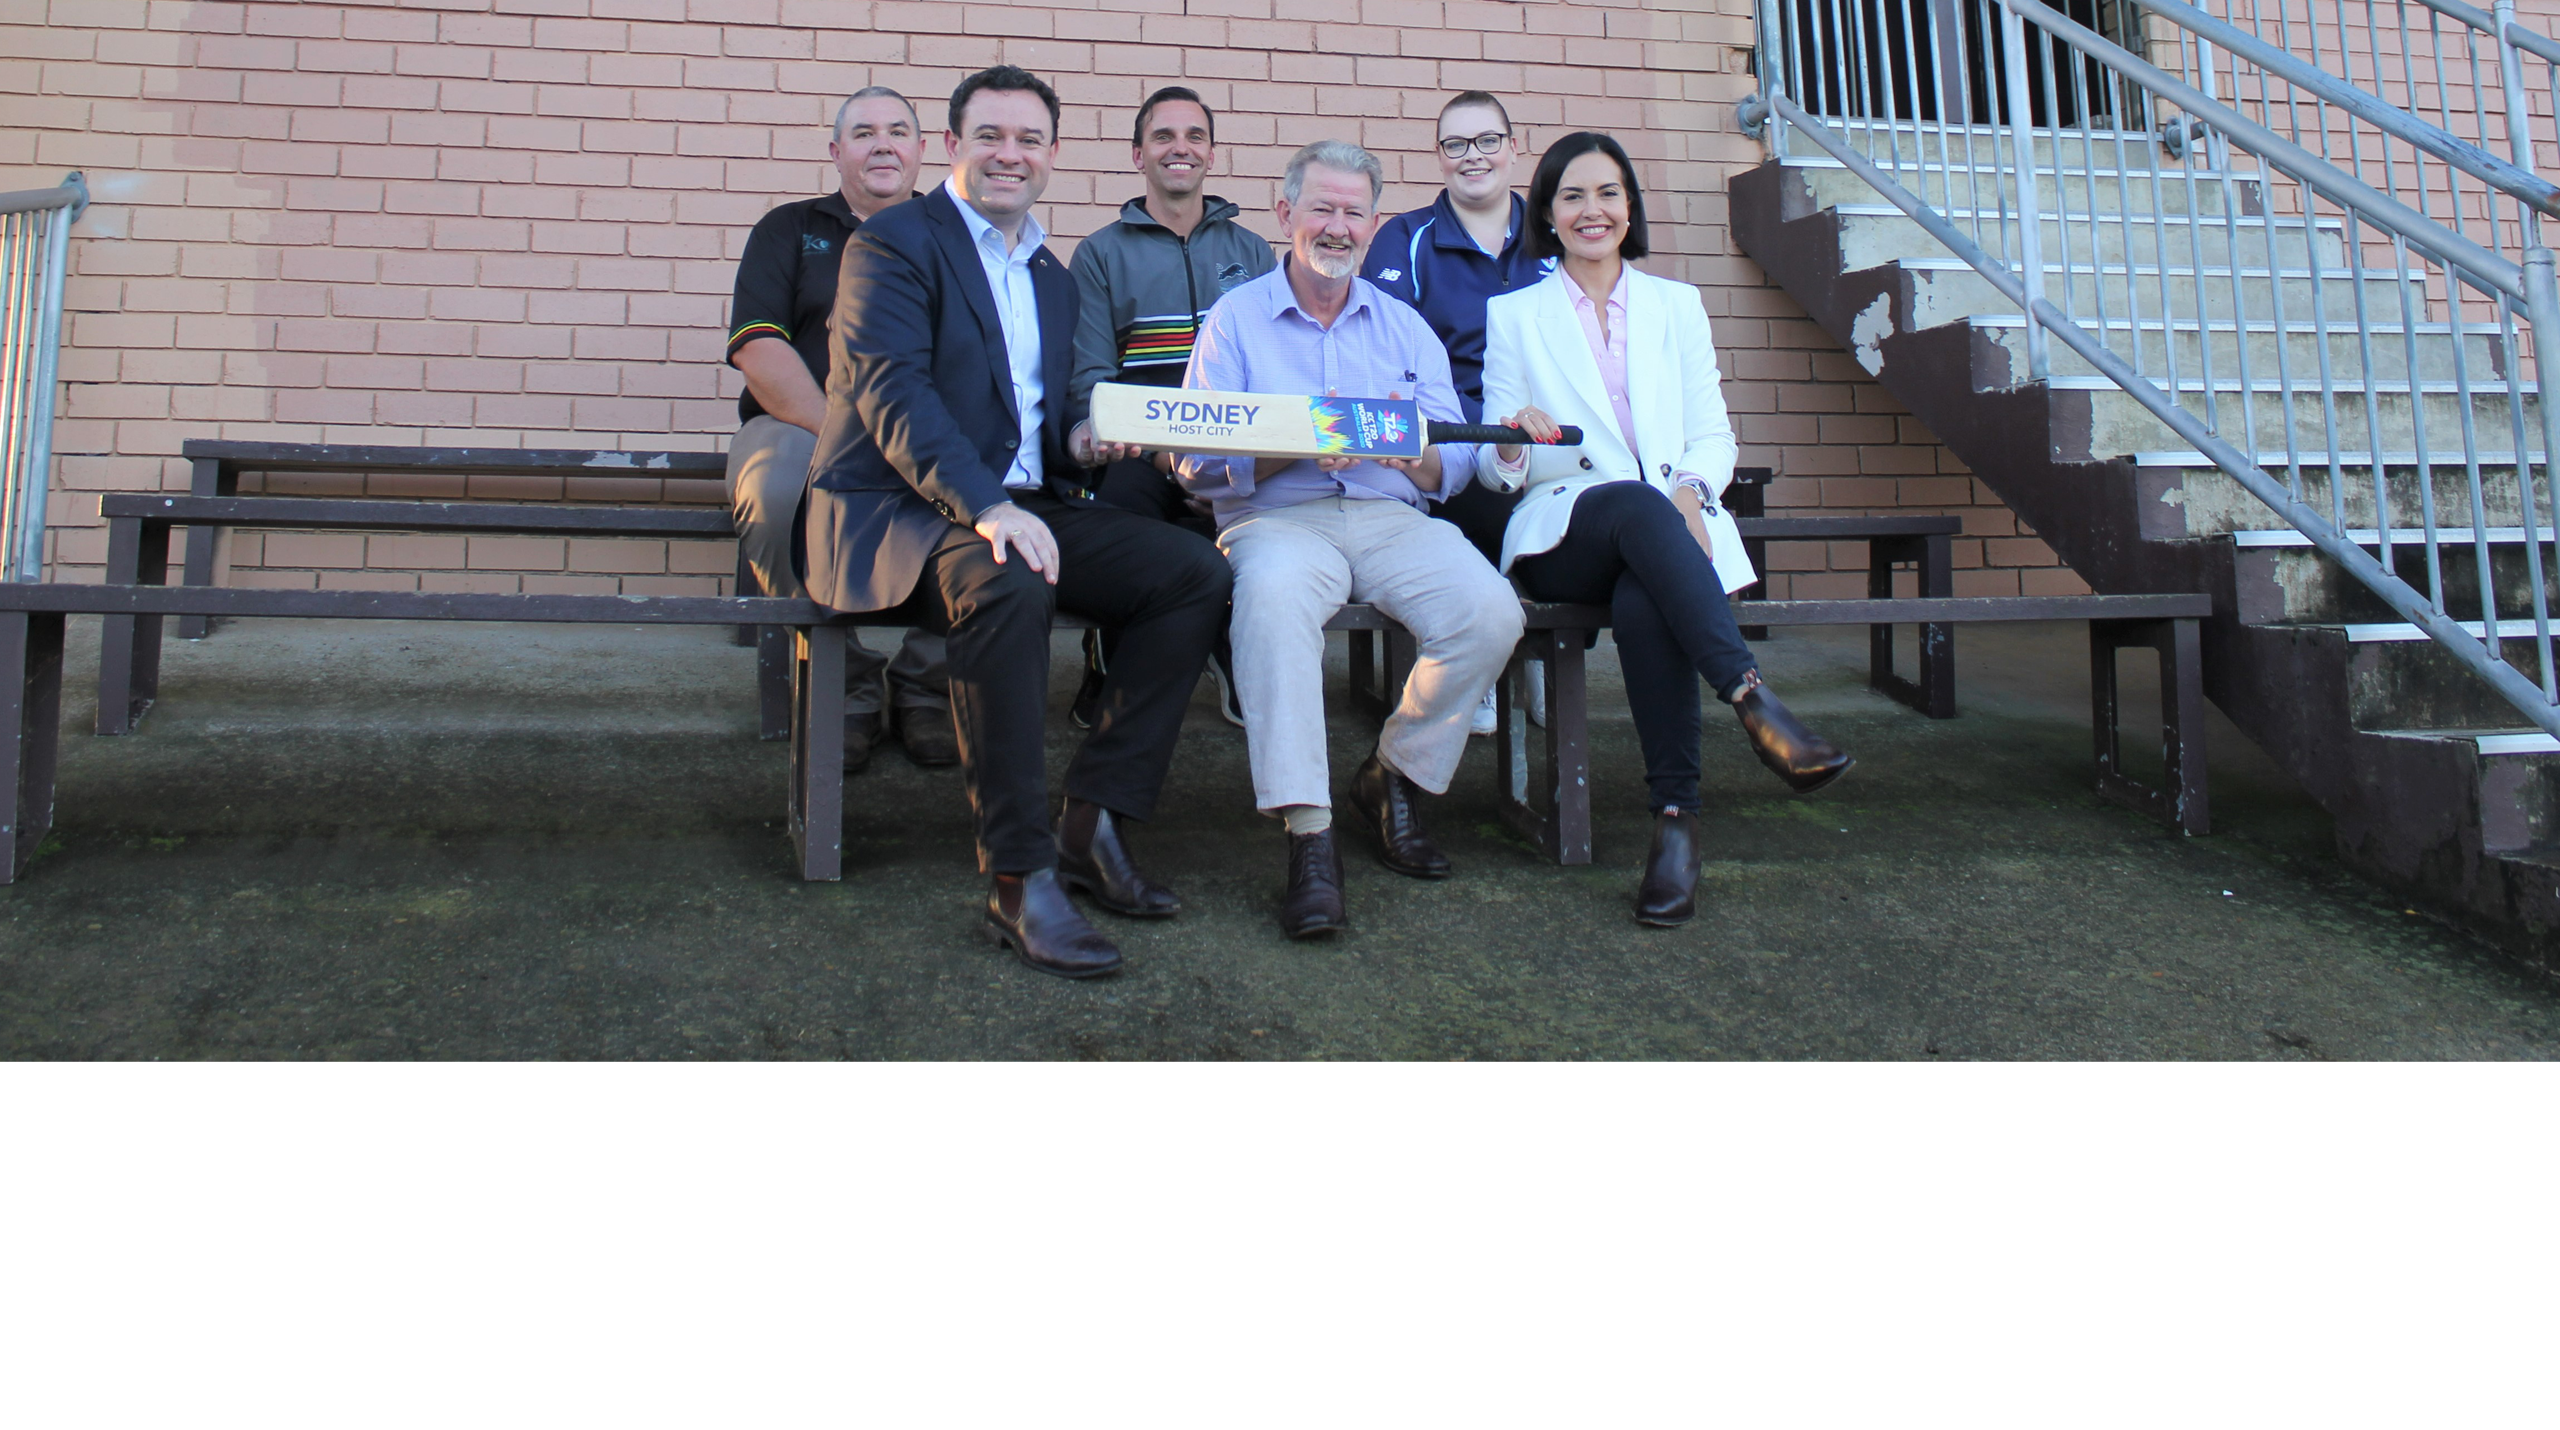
[2138,450,2546,466]
[2368,728,2560,754]
[2326,618,2556,642]
[2233,528,2554,547]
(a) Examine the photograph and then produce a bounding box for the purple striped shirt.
[1175,261,1476,525]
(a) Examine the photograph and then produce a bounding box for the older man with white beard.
[1176,140,1524,940]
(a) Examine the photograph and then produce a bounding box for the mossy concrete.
[2,616,2553,1060]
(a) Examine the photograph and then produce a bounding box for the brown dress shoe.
[1347,751,1451,879]
[1056,797,1179,918]
[984,869,1123,979]
[1278,828,1348,939]
[1635,808,1700,927]
[842,708,881,774]
[1731,671,1853,794]
[894,702,960,767]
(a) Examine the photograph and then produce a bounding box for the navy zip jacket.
[1362,190,1551,420]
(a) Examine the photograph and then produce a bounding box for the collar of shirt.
[1568,264,1633,320]
[1266,254,1380,331]
[1429,188,1522,257]
[945,174,1046,259]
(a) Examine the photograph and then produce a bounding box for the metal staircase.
[1732,0,2560,961]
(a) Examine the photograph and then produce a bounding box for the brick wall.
[3,0,2073,600]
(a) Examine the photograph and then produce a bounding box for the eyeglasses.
[1436,131,1511,159]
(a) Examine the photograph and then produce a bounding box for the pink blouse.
[1572,265,1640,462]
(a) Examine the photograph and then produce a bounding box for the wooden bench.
[0,583,841,886]
[1725,467,1966,718]
[1466,594,2214,866]
[96,493,757,736]
[167,440,731,640]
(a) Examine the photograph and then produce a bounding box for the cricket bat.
[1089,381,1581,459]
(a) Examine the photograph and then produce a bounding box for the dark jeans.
[1512,481,1758,813]
[873,489,1231,873]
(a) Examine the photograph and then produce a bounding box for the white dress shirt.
[946,176,1045,491]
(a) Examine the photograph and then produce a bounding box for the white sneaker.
[1469,686,1498,737]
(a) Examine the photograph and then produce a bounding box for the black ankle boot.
[1635,808,1700,927]
[1731,671,1853,794]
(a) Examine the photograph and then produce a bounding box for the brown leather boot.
[1635,808,1700,927]
[984,869,1124,979]
[1348,751,1451,879]
[1731,671,1853,794]
[1277,828,1348,939]
[1056,797,1180,918]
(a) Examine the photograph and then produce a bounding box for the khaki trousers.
[1219,496,1523,812]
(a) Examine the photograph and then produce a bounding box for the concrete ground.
[2,612,2554,1060]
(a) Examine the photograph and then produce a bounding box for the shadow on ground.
[2,615,2552,1060]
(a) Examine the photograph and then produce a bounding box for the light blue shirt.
[1177,260,1475,527]
[945,176,1045,491]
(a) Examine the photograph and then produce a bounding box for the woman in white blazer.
[1478,132,1852,927]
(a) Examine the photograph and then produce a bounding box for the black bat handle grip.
[1425,422,1585,447]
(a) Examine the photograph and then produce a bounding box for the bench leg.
[1867,534,1957,719]
[1,611,65,883]
[2091,616,2209,835]
[757,621,793,741]
[1494,628,1592,865]
[1738,535,1769,642]
[97,517,172,736]
[790,626,845,880]
[733,547,759,647]
[175,455,232,641]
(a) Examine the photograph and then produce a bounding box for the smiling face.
[945,86,1057,230]
[1135,97,1214,204]
[1273,162,1378,280]
[830,95,921,218]
[1437,102,1518,208]
[1549,147,1632,263]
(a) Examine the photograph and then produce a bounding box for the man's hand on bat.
[1069,420,1146,468]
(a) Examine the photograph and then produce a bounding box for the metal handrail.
[1745,0,2560,740]
[1767,89,2560,738]
[2136,0,2560,217]
[0,173,86,584]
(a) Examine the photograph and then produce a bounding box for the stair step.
[2341,618,2552,642]
[2479,732,2560,754]
[2137,450,2543,467]
[2232,528,2553,547]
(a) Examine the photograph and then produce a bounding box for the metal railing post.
[0,172,85,585]
[2000,0,2052,377]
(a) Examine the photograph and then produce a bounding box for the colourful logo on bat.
[1310,397,1423,458]
[1307,400,1357,454]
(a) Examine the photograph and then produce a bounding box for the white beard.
[1303,245,1357,279]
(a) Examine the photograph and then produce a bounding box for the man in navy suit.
[802,65,1232,978]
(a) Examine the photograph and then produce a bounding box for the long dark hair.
[1523,131,1649,262]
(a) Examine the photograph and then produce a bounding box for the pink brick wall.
[5,0,2073,599]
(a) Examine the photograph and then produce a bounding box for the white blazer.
[1476,266,1752,592]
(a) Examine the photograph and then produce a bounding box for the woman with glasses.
[1479,131,1853,927]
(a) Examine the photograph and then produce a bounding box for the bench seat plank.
[102,494,736,537]
[180,439,726,478]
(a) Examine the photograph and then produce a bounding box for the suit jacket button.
[1660,464,1672,477]
[1578,456,1593,470]
[1003,438,1018,450]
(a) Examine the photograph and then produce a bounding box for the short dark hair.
[948,65,1061,140]
[1438,90,1511,134]
[1133,85,1215,148]
[1524,131,1649,261]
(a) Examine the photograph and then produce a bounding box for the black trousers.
[1092,458,1222,673]
[875,489,1231,873]
[1512,481,1758,813]
[1430,475,1520,567]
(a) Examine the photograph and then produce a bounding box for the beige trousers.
[1219,496,1524,812]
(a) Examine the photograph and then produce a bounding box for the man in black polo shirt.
[725,85,953,769]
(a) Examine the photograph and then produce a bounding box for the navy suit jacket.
[802,185,1089,614]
